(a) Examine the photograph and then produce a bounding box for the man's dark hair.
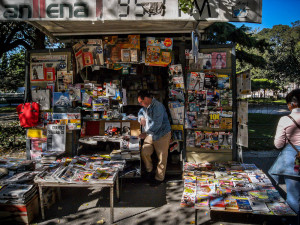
[286,89,300,105]
[137,90,152,100]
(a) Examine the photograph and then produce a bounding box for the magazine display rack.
[184,45,237,163]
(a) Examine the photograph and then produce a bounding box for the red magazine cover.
[43,67,55,81]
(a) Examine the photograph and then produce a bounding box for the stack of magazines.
[0,184,37,204]
[34,155,125,184]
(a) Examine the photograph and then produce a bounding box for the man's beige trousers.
[141,132,171,181]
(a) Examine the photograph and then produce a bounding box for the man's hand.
[139,133,147,139]
[140,117,146,127]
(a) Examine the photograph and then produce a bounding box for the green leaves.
[179,0,194,13]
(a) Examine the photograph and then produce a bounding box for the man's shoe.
[150,179,164,187]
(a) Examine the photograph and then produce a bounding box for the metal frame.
[182,43,238,162]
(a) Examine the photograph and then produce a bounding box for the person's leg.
[141,135,154,173]
[284,176,300,214]
[153,132,171,181]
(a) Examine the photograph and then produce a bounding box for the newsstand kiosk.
[0,0,275,224]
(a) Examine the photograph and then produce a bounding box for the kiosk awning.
[0,0,262,38]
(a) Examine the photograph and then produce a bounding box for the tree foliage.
[251,79,280,92]
[0,22,45,59]
[202,22,270,70]
[255,22,300,83]
[0,50,25,92]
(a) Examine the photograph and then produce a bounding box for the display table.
[180,162,297,224]
[35,172,119,223]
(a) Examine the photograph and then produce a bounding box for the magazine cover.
[195,131,205,147]
[68,85,81,102]
[53,92,71,108]
[121,122,131,136]
[206,90,220,108]
[186,111,197,128]
[31,138,47,151]
[121,49,131,62]
[202,54,212,69]
[188,72,205,91]
[169,89,185,102]
[31,63,44,81]
[172,76,185,89]
[145,37,173,67]
[169,64,183,76]
[186,130,195,147]
[266,202,296,216]
[220,90,233,107]
[218,132,232,149]
[44,67,55,81]
[197,110,209,128]
[204,73,218,89]
[189,102,197,112]
[31,89,51,110]
[104,122,121,136]
[86,39,104,66]
[47,124,66,152]
[196,90,207,108]
[212,52,227,69]
[217,74,230,89]
[57,71,73,92]
[209,111,220,128]
[188,90,196,102]
[168,102,184,125]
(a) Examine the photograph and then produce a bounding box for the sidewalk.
[31,150,297,225]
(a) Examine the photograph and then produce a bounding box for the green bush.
[0,121,26,151]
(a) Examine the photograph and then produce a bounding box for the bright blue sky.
[231,0,300,31]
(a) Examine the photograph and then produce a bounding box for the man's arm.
[138,108,146,127]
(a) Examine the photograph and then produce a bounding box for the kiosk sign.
[0,0,261,23]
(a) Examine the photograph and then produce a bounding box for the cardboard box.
[0,194,39,224]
